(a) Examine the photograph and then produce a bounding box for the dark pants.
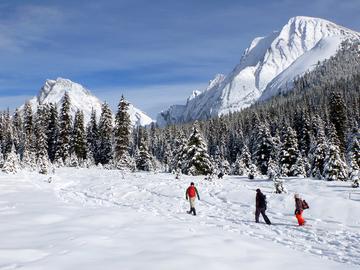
[255,207,271,225]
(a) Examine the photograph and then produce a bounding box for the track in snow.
[53,170,360,266]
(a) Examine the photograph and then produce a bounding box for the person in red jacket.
[186,182,200,215]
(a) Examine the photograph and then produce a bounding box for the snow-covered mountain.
[20,78,153,126]
[157,16,360,126]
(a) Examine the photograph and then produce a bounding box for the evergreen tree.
[253,123,274,175]
[232,146,251,175]
[309,116,327,178]
[34,105,49,159]
[273,176,287,194]
[21,148,37,171]
[12,108,23,155]
[267,157,280,179]
[136,138,154,171]
[23,101,34,154]
[279,126,300,176]
[34,105,51,173]
[294,110,312,156]
[69,152,79,168]
[38,154,51,174]
[2,144,20,174]
[114,96,132,168]
[84,149,96,168]
[170,132,187,172]
[98,102,113,164]
[181,123,213,175]
[328,91,347,153]
[348,131,360,173]
[2,109,13,157]
[86,109,99,164]
[57,92,72,163]
[292,155,307,177]
[323,144,348,181]
[72,110,87,160]
[248,164,259,179]
[47,103,59,162]
[0,145,4,168]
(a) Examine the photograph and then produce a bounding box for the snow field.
[0,168,359,269]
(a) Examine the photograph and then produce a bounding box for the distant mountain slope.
[157,16,360,126]
[20,78,153,126]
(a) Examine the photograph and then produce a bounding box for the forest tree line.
[0,42,359,187]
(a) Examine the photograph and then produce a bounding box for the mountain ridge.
[157,16,360,126]
[19,77,153,126]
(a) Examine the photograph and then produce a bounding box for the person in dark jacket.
[186,182,200,215]
[255,188,271,225]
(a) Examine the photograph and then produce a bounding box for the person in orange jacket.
[186,182,200,215]
[294,193,309,226]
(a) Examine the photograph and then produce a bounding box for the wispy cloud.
[0,0,360,116]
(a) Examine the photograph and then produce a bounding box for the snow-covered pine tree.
[294,110,312,156]
[291,155,307,177]
[181,123,213,176]
[227,129,242,164]
[136,138,154,171]
[47,103,59,162]
[2,109,13,157]
[114,96,133,169]
[0,145,4,168]
[309,116,327,178]
[351,169,359,188]
[253,123,274,175]
[248,164,259,179]
[12,108,23,155]
[72,110,87,161]
[38,154,51,174]
[34,105,51,174]
[86,108,99,165]
[323,144,348,181]
[213,149,230,175]
[57,92,72,163]
[84,149,96,168]
[161,128,174,172]
[170,132,187,172]
[348,130,360,173]
[69,152,79,168]
[321,121,348,181]
[267,157,280,179]
[232,145,251,175]
[98,102,113,165]
[21,148,37,171]
[23,101,34,153]
[249,112,261,156]
[279,126,300,176]
[2,144,20,174]
[21,101,36,170]
[328,91,347,153]
[273,176,287,194]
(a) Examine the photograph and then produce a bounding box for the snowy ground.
[0,168,359,269]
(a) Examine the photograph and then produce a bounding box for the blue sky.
[1,0,360,117]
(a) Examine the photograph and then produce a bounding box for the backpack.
[187,186,196,198]
[302,200,309,210]
[263,194,267,210]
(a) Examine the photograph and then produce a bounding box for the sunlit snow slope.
[157,16,360,126]
[1,169,359,269]
[20,78,153,126]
